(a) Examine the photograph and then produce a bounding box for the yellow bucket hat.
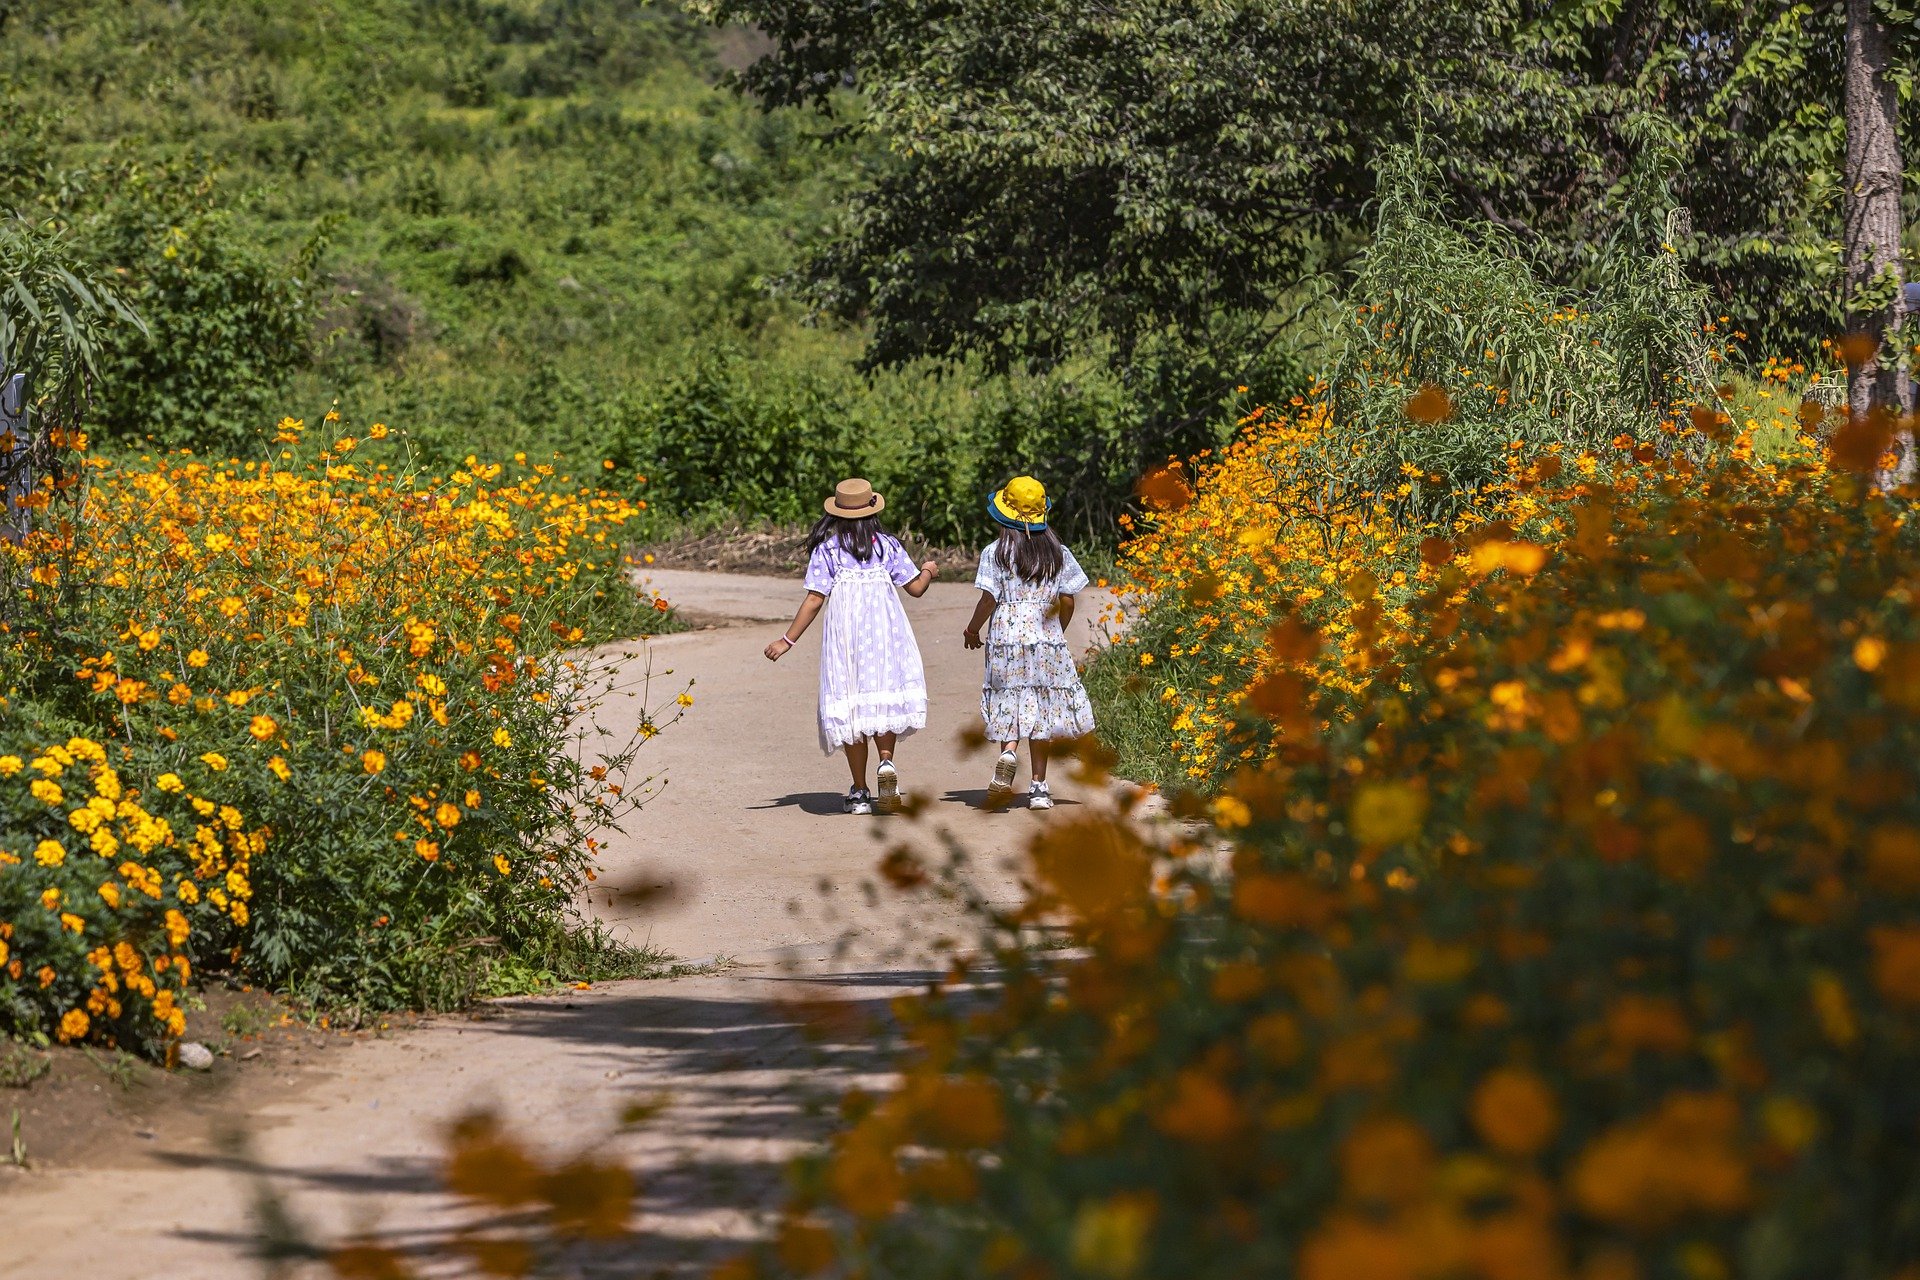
[988,476,1050,531]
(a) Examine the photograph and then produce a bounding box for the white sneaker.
[986,750,1018,806]
[1028,781,1053,811]
[844,787,873,815]
[875,760,901,813]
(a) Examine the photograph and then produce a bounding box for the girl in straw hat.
[765,478,937,814]
[962,476,1095,810]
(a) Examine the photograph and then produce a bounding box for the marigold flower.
[249,714,279,741]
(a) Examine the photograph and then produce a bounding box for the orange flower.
[1470,1068,1560,1158]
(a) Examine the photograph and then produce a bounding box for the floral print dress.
[974,544,1096,741]
[806,535,929,753]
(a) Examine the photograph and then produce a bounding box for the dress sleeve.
[1057,546,1091,595]
[883,536,919,586]
[803,544,836,595]
[973,546,1002,597]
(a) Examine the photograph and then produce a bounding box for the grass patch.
[475,920,701,999]
[0,1040,50,1089]
[1081,642,1183,794]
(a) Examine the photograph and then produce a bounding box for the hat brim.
[825,493,885,518]
[987,489,1048,531]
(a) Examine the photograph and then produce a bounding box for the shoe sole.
[1029,796,1053,811]
[875,766,901,814]
[847,801,873,815]
[985,755,1018,808]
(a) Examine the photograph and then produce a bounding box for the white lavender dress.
[806,536,929,753]
[975,545,1096,741]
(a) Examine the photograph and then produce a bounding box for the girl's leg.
[843,739,870,789]
[1030,737,1050,783]
[875,732,897,762]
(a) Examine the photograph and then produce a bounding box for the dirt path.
[0,569,1122,1278]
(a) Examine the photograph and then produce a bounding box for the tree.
[709,0,1917,436]
[696,0,1569,463]
[1841,0,1912,417]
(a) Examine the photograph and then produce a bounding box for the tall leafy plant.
[1287,148,1710,531]
[0,219,142,620]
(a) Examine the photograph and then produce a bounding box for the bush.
[1308,150,1713,529]
[718,424,1920,1280]
[0,732,250,1053]
[80,159,314,454]
[601,344,1154,549]
[0,415,683,1042]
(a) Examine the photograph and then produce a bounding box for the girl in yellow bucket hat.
[963,476,1096,809]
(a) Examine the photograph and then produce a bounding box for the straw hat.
[824,477,886,518]
[987,475,1050,531]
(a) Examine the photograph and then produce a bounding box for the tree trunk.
[1842,0,1911,421]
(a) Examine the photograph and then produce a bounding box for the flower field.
[695,388,1920,1279]
[1093,373,1823,789]
[0,419,681,1050]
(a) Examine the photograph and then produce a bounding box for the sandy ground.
[0,569,1123,1279]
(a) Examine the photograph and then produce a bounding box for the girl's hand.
[963,628,983,650]
[764,635,793,662]
[921,560,938,579]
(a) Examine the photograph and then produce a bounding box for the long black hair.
[994,524,1065,584]
[807,512,888,561]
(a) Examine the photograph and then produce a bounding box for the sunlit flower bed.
[1102,387,1823,786]
[712,416,1920,1280]
[0,420,678,1049]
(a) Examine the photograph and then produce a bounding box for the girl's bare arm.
[902,559,938,598]
[1056,593,1076,630]
[962,590,997,649]
[765,591,826,661]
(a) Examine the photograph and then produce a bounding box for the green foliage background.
[0,0,1162,546]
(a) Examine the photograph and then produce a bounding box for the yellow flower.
[156,772,185,793]
[493,855,511,876]
[268,755,292,782]
[248,714,278,740]
[1349,781,1427,847]
[58,1009,90,1042]
[199,752,228,772]
[0,755,21,776]
[33,839,65,866]
[492,727,512,749]
[30,778,64,806]
[187,649,210,668]
[1070,1193,1156,1279]
[362,749,387,775]
[435,802,461,829]
[415,839,440,861]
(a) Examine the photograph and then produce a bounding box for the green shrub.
[1312,148,1712,527]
